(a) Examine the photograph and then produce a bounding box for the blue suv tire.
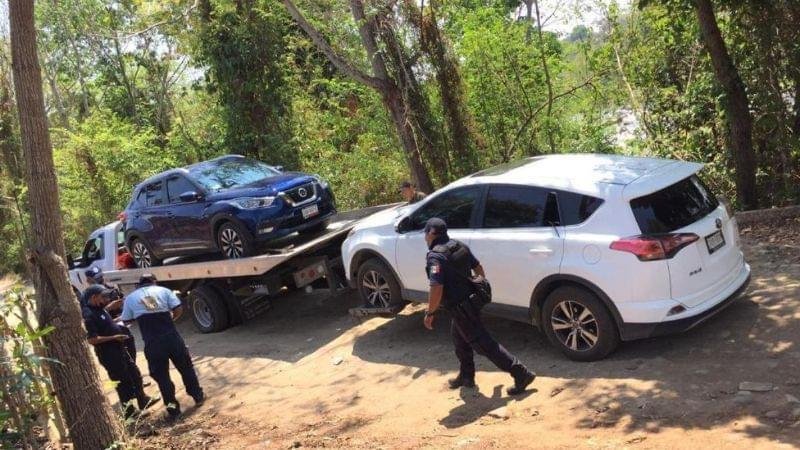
[217,221,255,259]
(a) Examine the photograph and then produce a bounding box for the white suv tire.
[356,258,404,308]
[541,286,620,361]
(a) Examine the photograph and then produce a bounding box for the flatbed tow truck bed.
[69,204,398,333]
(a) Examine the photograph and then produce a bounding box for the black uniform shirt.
[82,304,127,357]
[426,239,479,308]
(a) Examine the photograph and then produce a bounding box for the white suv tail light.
[610,233,699,261]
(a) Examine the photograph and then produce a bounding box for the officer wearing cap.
[84,268,138,360]
[423,217,536,395]
[121,274,204,420]
[400,181,427,204]
[81,285,157,418]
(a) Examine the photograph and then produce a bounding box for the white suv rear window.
[630,175,719,234]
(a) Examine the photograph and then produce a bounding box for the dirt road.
[127,218,800,449]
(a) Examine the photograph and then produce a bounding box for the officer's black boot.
[138,393,160,411]
[192,392,205,406]
[447,375,476,389]
[506,370,536,396]
[165,402,181,422]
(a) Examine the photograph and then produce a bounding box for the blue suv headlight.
[313,175,329,189]
[229,196,276,209]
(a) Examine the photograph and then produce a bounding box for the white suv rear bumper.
[617,261,751,341]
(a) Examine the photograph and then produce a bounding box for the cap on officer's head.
[424,217,448,236]
[400,180,413,190]
[85,267,103,282]
[137,273,157,288]
[80,284,115,305]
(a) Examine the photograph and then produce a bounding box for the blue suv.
[122,155,336,267]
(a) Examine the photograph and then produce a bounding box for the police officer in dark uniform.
[422,218,536,394]
[121,274,204,420]
[81,285,157,418]
[85,267,138,363]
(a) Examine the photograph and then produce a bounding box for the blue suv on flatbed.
[122,155,336,267]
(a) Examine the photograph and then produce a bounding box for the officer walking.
[422,218,536,394]
[400,181,427,204]
[121,274,204,420]
[81,285,157,418]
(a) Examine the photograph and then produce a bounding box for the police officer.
[85,268,137,361]
[81,285,157,418]
[121,274,204,420]
[422,218,536,395]
[400,181,427,204]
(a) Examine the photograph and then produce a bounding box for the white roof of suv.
[451,153,703,199]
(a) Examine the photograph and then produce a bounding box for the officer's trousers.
[144,332,203,411]
[96,346,147,414]
[450,302,528,381]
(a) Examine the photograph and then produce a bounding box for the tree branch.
[283,0,386,90]
[506,73,604,156]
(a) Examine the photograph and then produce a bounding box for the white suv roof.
[449,154,703,199]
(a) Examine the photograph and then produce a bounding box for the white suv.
[342,154,750,361]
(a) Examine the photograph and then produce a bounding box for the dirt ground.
[118,217,800,449]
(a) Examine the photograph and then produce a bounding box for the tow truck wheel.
[189,285,230,333]
[356,258,403,308]
[130,238,162,268]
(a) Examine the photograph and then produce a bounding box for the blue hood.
[205,173,316,201]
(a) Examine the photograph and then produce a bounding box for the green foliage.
[0,284,61,449]
[193,0,298,167]
[53,112,173,253]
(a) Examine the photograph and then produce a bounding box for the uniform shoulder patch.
[430,263,441,274]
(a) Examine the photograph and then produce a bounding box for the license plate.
[705,230,725,254]
[302,204,319,219]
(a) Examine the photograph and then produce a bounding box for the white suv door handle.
[529,248,553,255]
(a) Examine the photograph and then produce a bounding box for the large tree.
[693,0,757,209]
[283,0,435,193]
[8,1,123,448]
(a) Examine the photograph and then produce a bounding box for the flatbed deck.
[100,204,396,289]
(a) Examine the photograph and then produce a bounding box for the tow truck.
[68,205,397,333]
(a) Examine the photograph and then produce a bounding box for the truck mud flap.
[348,303,407,318]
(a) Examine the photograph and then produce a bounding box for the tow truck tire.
[541,286,619,362]
[130,238,162,268]
[189,285,230,333]
[356,258,403,308]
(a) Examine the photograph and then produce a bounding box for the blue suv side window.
[145,181,166,207]
[166,176,196,204]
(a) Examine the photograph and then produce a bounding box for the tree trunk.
[694,0,758,209]
[532,0,556,153]
[410,0,481,178]
[283,0,435,193]
[8,2,124,449]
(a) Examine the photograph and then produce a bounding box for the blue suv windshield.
[189,159,281,191]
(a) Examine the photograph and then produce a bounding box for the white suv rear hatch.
[629,175,744,308]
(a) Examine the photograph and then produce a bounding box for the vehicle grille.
[285,182,316,205]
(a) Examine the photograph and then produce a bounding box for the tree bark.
[283,0,434,193]
[351,0,435,192]
[694,0,758,209]
[8,2,124,449]
[408,0,481,178]
[532,0,556,153]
